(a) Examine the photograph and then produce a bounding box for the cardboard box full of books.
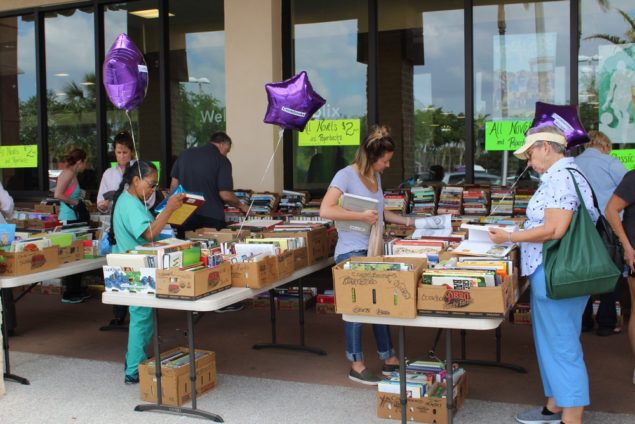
[139,347,216,406]
[332,257,427,319]
[185,228,249,244]
[273,249,295,279]
[0,246,59,276]
[57,240,84,264]
[231,256,278,288]
[156,262,231,300]
[376,373,468,424]
[417,269,519,317]
[261,227,328,265]
[292,247,308,271]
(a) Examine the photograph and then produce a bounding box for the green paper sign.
[485,120,532,151]
[298,119,361,146]
[0,145,38,168]
[610,149,635,170]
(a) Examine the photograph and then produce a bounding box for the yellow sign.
[298,119,361,146]
[611,149,635,170]
[0,145,38,168]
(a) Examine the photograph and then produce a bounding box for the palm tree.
[585,8,635,44]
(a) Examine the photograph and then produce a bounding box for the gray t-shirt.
[171,143,233,221]
[329,165,385,258]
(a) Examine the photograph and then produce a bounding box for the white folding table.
[102,257,334,422]
[0,258,108,385]
[342,314,503,424]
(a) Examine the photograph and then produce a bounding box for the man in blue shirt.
[575,130,627,336]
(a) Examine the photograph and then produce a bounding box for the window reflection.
[292,0,368,191]
[45,8,97,193]
[169,0,225,160]
[0,15,37,190]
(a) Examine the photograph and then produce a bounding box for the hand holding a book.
[359,209,379,225]
[165,192,186,214]
[488,226,513,244]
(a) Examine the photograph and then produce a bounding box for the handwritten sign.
[485,120,532,151]
[110,160,161,180]
[611,149,635,170]
[298,119,361,146]
[0,145,38,168]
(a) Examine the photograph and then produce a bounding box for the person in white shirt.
[0,182,15,223]
[97,131,155,213]
[0,182,16,334]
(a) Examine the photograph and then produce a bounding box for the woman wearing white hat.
[489,125,598,424]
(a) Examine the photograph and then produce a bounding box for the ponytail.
[352,125,395,177]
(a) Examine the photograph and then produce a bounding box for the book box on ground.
[0,246,59,276]
[139,347,216,406]
[417,252,521,317]
[156,262,232,300]
[376,374,468,423]
[332,256,427,319]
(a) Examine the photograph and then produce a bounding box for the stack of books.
[410,186,437,215]
[300,198,322,217]
[490,186,514,215]
[437,186,463,215]
[278,190,308,214]
[383,189,409,214]
[462,186,489,216]
[513,189,534,215]
[249,192,279,215]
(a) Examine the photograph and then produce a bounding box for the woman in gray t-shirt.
[320,125,411,385]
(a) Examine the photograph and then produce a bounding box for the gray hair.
[526,125,566,154]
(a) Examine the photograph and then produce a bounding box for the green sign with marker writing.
[298,119,361,146]
[611,149,635,170]
[0,145,38,168]
[485,120,532,151]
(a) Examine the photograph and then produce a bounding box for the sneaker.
[61,296,84,304]
[382,363,400,375]
[348,368,381,385]
[124,374,139,385]
[215,303,244,313]
[515,406,562,424]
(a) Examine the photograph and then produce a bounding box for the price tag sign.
[611,149,635,170]
[298,119,361,146]
[0,145,38,168]
[485,120,532,151]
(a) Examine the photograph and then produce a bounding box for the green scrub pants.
[125,306,153,378]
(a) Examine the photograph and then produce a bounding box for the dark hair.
[108,160,158,245]
[113,131,135,153]
[209,131,232,145]
[63,148,87,166]
[352,125,395,177]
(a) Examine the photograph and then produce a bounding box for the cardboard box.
[417,270,519,317]
[273,250,294,279]
[292,247,308,270]
[139,347,216,406]
[0,246,59,276]
[185,228,249,244]
[231,256,278,288]
[103,266,157,294]
[376,374,468,423]
[58,240,84,264]
[332,257,427,319]
[278,294,314,310]
[261,227,329,264]
[316,293,335,314]
[156,262,231,300]
[34,204,58,214]
[252,294,274,309]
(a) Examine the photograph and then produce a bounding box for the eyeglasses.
[525,142,543,161]
[144,180,158,190]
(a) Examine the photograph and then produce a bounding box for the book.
[452,223,517,258]
[335,193,379,235]
[155,185,205,226]
[0,223,16,248]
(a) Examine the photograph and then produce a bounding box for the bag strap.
[565,167,599,211]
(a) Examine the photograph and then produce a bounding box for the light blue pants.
[530,264,590,407]
[125,306,153,378]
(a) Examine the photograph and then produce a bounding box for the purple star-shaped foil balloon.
[103,33,149,112]
[530,102,589,149]
[263,71,326,131]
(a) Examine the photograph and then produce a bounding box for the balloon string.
[238,127,284,233]
[489,163,531,216]
[125,110,155,244]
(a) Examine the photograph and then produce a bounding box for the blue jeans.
[336,250,396,363]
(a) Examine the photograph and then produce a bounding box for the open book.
[452,223,518,258]
[335,193,378,235]
[155,185,205,226]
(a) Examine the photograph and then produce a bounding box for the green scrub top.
[112,191,154,253]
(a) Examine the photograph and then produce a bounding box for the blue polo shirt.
[575,147,627,214]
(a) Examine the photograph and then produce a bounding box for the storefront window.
[291,0,368,191]
[379,0,464,188]
[580,0,635,168]
[474,0,569,186]
[168,0,225,160]
[0,15,37,190]
[104,1,160,176]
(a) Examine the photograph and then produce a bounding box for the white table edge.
[0,258,108,288]
[342,313,502,331]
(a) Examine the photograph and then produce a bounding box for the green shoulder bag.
[542,170,621,300]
